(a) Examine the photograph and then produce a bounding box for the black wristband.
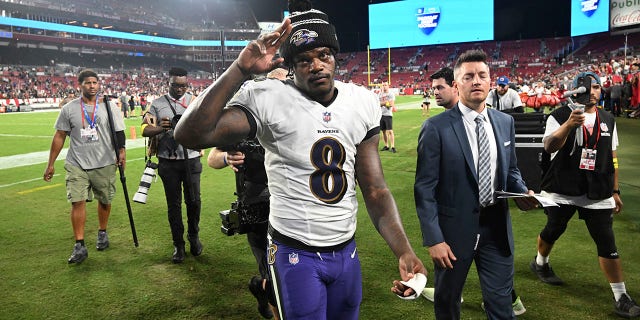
[612,189,620,195]
[116,130,126,149]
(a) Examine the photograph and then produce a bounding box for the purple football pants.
[267,237,362,320]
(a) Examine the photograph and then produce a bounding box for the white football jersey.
[228,79,381,247]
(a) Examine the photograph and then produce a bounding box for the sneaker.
[615,293,640,318]
[529,258,564,285]
[480,297,525,315]
[68,243,88,264]
[381,146,390,151]
[96,230,109,251]
[391,147,397,153]
[512,296,527,316]
[421,287,463,303]
[249,276,273,319]
[189,237,203,257]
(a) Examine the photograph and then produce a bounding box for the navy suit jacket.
[414,104,528,260]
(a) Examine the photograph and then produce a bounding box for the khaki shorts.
[65,163,116,204]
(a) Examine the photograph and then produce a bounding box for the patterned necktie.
[475,114,492,207]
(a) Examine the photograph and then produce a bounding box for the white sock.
[536,252,549,266]
[610,282,627,301]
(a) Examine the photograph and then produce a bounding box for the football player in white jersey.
[175,2,426,319]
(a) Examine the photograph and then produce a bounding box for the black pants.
[611,97,622,116]
[247,222,269,279]
[158,157,202,245]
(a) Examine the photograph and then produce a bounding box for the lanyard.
[80,97,98,129]
[582,111,601,149]
[167,94,188,109]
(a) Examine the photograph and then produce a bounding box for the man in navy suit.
[415,49,537,319]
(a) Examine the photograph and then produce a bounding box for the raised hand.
[236,18,292,76]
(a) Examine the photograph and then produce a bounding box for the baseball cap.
[497,76,509,86]
[572,71,601,88]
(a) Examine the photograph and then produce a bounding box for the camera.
[218,139,269,236]
[170,114,181,129]
[219,200,269,236]
[574,75,592,106]
[227,139,264,156]
[133,161,158,204]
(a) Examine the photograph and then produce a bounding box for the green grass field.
[0,96,639,319]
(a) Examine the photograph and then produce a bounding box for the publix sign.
[611,0,640,28]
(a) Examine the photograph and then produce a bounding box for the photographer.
[142,67,202,264]
[205,67,288,319]
[208,139,272,319]
[530,72,639,318]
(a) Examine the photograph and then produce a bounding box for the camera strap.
[164,94,195,202]
[164,95,179,118]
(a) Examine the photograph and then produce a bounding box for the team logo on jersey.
[581,0,599,17]
[322,111,332,123]
[290,29,318,47]
[267,244,278,265]
[288,252,299,265]
[600,122,609,132]
[416,6,440,36]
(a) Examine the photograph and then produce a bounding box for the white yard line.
[1,100,429,179]
[0,138,146,170]
[0,134,52,138]
[0,157,147,189]
[0,176,55,188]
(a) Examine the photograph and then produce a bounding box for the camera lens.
[133,162,157,204]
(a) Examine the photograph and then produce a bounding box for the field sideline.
[0,95,639,319]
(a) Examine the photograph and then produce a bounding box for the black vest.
[540,107,616,200]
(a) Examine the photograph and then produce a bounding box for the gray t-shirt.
[147,93,200,160]
[486,88,523,111]
[55,97,125,170]
[378,91,395,117]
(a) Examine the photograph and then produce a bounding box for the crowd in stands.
[1,0,256,76]
[336,34,622,91]
[3,0,640,117]
[7,0,260,38]
[4,32,640,119]
[332,32,640,117]
[0,64,212,107]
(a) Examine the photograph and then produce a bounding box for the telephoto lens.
[133,161,158,204]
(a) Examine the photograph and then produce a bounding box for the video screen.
[571,0,609,36]
[368,0,493,49]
